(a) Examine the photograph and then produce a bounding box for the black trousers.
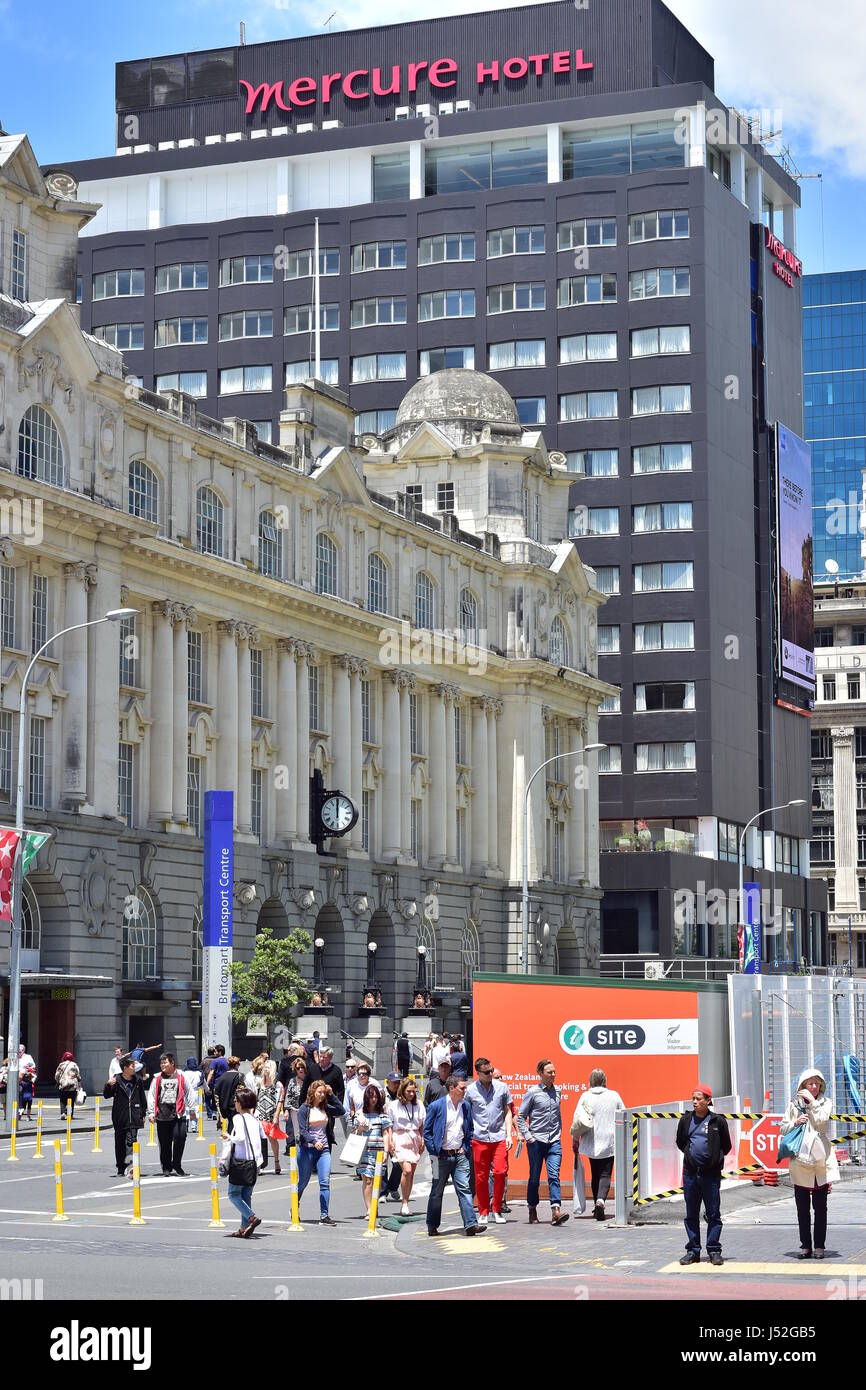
[385,1157,403,1195]
[59,1087,77,1120]
[114,1124,139,1173]
[589,1155,614,1204]
[794,1182,828,1250]
[156,1118,187,1172]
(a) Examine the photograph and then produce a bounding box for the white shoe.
[492,1211,506,1224]
[401,1202,410,1216]
[476,1214,488,1226]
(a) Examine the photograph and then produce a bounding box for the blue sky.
[1,0,863,274]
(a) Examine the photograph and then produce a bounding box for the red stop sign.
[749,1114,789,1170]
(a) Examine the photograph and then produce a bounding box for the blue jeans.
[298,1144,332,1218]
[526,1139,562,1209]
[683,1168,722,1253]
[228,1183,254,1227]
[427,1152,476,1231]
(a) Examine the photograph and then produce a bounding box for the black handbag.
[227,1116,259,1187]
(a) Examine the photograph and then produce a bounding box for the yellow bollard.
[33,1100,43,1159]
[52,1140,69,1221]
[92,1097,101,1153]
[7,1108,19,1162]
[146,1118,156,1148]
[130,1141,146,1225]
[196,1089,206,1142]
[363,1149,385,1239]
[222,1116,228,1138]
[65,1097,73,1155]
[287,1145,303,1233]
[208,1142,224,1227]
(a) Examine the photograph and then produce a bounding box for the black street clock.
[310,768,358,854]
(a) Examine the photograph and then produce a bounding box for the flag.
[0,829,21,921]
[21,831,50,876]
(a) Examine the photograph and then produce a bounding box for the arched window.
[417,919,437,989]
[196,486,224,557]
[258,509,282,578]
[128,460,159,523]
[192,904,203,985]
[316,533,338,596]
[461,920,480,994]
[367,553,389,614]
[550,616,569,667]
[17,405,63,487]
[21,881,40,952]
[122,886,158,982]
[460,588,478,644]
[415,572,435,630]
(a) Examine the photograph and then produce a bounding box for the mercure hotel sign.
[240,48,594,114]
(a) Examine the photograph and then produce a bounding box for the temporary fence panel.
[637,1095,741,1200]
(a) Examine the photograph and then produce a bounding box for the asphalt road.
[1,1123,866,1302]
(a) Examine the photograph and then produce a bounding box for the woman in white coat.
[570,1069,625,1220]
[779,1065,838,1259]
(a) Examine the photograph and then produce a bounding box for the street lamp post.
[3,608,136,1132]
[737,799,806,972]
[521,743,605,976]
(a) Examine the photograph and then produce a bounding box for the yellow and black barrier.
[633,1110,866,1122]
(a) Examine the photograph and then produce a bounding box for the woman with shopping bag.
[256,1061,286,1174]
[779,1065,838,1260]
[219,1087,266,1238]
[570,1069,625,1220]
[55,1051,82,1120]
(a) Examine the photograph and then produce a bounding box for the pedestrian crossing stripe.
[659,1261,866,1276]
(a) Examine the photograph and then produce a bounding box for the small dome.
[395,369,521,428]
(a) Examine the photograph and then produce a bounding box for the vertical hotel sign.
[203,790,233,1049]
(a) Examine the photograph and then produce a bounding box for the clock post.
[309,769,359,855]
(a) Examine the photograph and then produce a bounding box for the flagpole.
[3,609,135,1133]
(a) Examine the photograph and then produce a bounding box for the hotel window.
[598,625,620,654]
[567,449,618,477]
[488,339,546,370]
[258,511,282,578]
[219,310,273,340]
[372,152,410,202]
[362,789,371,851]
[636,741,696,772]
[419,289,475,320]
[154,317,207,347]
[284,303,339,335]
[351,352,406,383]
[188,629,203,703]
[351,295,407,328]
[367,553,389,615]
[424,137,546,195]
[28,716,45,809]
[559,390,618,422]
[361,679,372,743]
[630,325,691,357]
[849,674,861,701]
[92,268,145,299]
[823,676,836,701]
[436,482,455,513]
[516,397,545,425]
[635,682,695,712]
[119,614,137,688]
[251,768,263,843]
[599,692,620,714]
[0,712,11,797]
[187,758,202,836]
[218,254,273,285]
[420,346,474,374]
[250,648,264,719]
[455,705,464,764]
[18,404,64,489]
[416,572,435,629]
[351,239,407,272]
[282,247,340,278]
[629,267,690,300]
[557,273,617,307]
[559,332,617,363]
[594,566,620,596]
[1,566,15,648]
[155,262,208,293]
[562,121,683,179]
[196,486,224,557]
[460,589,478,645]
[418,233,475,264]
[634,621,694,651]
[549,617,568,666]
[95,323,145,350]
[557,216,617,249]
[155,371,207,397]
[285,359,339,386]
[707,148,732,188]
[632,385,692,415]
[632,443,692,474]
[219,365,272,394]
[487,282,545,314]
[11,230,28,299]
[409,692,420,755]
[570,506,619,537]
[633,501,693,533]
[633,561,693,592]
[31,575,47,654]
[718,820,744,864]
[315,533,338,596]
[775,834,800,875]
[487,226,545,257]
[354,409,397,433]
[309,665,320,730]
[598,745,622,774]
[118,742,134,825]
[628,210,690,242]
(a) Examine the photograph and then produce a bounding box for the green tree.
[228,925,312,1028]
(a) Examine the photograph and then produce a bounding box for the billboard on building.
[202,790,233,1050]
[775,423,815,694]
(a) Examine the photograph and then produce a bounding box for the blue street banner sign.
[743,882,762,975]
[203,790,233,1049]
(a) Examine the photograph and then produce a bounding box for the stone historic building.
[0,126,611,1085]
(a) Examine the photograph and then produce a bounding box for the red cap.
[694,1083,713,1100]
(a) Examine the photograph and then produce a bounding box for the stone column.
[568,717,587,884]
[349,659,367,850]
[216,621,239,824]
[428,685,447,867]
[399,672,415,857]
[275,640,298,843]
[236,624,258,836]
[62,562,95,804]
[471,697,489,873]
[585,712,600,889]
[171,606,196,825]
[89,567,122,817]
[149,600,174,825]
[331,655,352,793]
[487,699,502,871]
[833,726,859,911]
[295,643,314,842]
[382,671,402,861]
[445,688,458,865]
